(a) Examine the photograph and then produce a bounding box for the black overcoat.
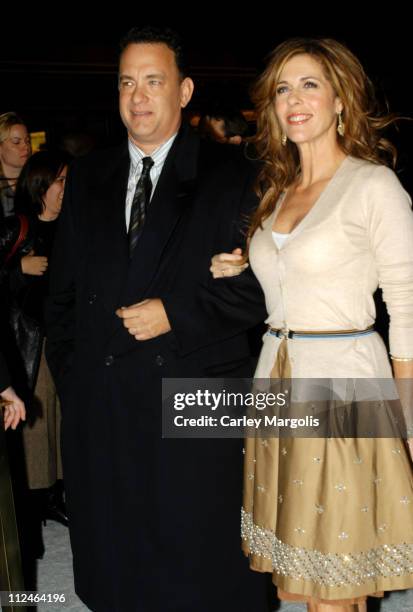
[0,352,10,392]
[46,124,268,612]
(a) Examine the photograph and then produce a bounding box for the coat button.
[155,355,164,366]
[88,293,97,304]
[105,355,114,366]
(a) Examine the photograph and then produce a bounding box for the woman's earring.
[281,133,287,146]
[337,112,345,137]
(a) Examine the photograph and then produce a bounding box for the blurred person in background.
[0,351,26,595]
[1,353,26,430]
[198,104,249,144]
[0,150,70,575]
[0,112,31,221]
[12,150,70,528]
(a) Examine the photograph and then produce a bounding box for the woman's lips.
[287,114,312,125]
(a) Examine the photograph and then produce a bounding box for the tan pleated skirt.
[241,338,413,605]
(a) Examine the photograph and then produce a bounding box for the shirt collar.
[128,133,177,171]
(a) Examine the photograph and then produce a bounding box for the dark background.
[1,13,411,189]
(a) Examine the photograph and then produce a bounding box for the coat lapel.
[120,124,199,306]
[93,143,130,313]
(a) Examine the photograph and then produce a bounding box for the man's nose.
[131,84,148,104]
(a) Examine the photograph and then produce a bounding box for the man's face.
[119,43,194,154]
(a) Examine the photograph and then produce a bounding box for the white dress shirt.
[125,133,177,231]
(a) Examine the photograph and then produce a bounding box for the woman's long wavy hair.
[248,37,400,242]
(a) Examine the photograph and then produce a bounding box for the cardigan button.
[155,355,164,367]
[105,355,114,366]
[88,293,97,304]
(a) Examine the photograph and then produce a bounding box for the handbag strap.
[5,214,29,264]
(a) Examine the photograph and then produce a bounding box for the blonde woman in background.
[0,112,31,220]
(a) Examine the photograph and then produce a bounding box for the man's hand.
[116,298,171,341]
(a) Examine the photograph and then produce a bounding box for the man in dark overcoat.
[46,26,268,612]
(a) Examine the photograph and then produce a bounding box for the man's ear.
[180,77,194,108]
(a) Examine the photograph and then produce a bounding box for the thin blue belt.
[268,325,375,339]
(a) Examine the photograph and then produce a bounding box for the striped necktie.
[128,156,154,257]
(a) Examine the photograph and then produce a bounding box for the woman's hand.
[21,250,48,276]
[210,248,249,278]
[1,386,26,430]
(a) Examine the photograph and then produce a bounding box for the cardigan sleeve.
[365,165,413,357]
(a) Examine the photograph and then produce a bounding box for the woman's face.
[42,165,68,219]
[0,124,31,172]
[274,53,342,147]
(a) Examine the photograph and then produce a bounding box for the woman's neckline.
[272,155,350,236]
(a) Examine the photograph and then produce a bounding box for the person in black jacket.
[13,151,69,508]
[0,152,69,576]
[1,153,69,490]
[0,351,26,595]
[0,352,25,429]
[46,26,268,612]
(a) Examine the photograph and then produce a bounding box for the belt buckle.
[279,328,290,339]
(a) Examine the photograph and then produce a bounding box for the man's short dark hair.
[119,26,186,78]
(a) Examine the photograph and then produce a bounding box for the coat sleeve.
[0,215,35,290]
[0,352,11,393]
[163,158,267,356]
[0,216,21,284]
[45,163,78,391]
[365,165,413,358]
[164,268,266,356]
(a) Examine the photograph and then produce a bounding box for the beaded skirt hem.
[242,508,413,599]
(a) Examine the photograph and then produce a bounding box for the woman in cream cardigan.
[211,38,413,611]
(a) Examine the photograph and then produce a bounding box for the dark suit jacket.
[45,124,268,612]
